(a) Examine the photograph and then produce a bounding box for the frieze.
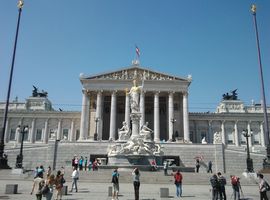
[95,69,176,81]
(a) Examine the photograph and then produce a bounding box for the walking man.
[111,168,120,200]
[174,169,183,198]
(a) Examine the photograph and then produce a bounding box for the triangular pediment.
[81,65,189,82]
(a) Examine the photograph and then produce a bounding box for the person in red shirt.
[174,170,183,197]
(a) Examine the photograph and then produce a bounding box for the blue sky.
[0,0,269,112]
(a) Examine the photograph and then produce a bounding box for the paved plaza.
[0,169,261,200]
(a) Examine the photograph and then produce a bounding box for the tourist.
[70,166,79,192]
[217,172,226,200]
[46,166,52,178]
[230,175,241,200]
[207,161,213,173]
[55,170,65,199]
[88,160,92,171]
[111,168,120,200]
[30,172,43,200]
[173,169,183,198]
[195,159,200,173]
[79,156,84,170]
[258,173,269,200]
[210,174,219,200]
[43,174,55,200]
[84,157,88,171]
[132,168,140,200]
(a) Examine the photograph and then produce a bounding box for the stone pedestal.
[5,184,18,194]
[160,187,169,197]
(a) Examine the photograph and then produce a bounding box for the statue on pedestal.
[118,121,130,141]
[140,122,153,141]
[128,79,143,113]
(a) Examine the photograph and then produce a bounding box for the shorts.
[113,183,119,192]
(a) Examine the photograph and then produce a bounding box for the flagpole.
[250,5,270,169]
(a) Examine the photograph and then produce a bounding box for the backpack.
[174,173,182,183]
[231,176,239,186]
[265,181,270,191]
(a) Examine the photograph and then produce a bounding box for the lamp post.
[94,117,99,141]
[0,0,24,169]
[250,5,270,169]
[171,118,176,142]
[15,125,28,169]
[242,129,254,172]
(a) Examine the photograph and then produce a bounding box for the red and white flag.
[135,46,140,57]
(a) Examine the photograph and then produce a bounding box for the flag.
[135,46,140,57]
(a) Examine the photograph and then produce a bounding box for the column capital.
[82,89,91,95]
[182,91,189,96]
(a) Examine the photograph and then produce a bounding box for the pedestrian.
[79,156,84,170]
[173,169,183,198]
[217,172,226,200]
[132,168,140,200]
[210,174,219,200]
[30,172,44,200]
[88,160,92,171]
[195,159,200,173]
[46,166,52,178]
[207,161,213,173]
[55,170,65,200]
[111,168,120,200]
[70,166,79,192]
[163,160,168,175]
[230,175,241,200]
[43,174,55,200]
[258,173,269,200]
[84,157,88,171]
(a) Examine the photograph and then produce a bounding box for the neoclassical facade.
[0,63,269,151]
[79,65,192,142]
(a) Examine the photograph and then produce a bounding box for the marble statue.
[140,122,153,141]
[128,79,143,113]
[213,132,222,144]
[118,121,130,141]
[201,137,207,144]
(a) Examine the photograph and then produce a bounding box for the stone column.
[247,122,252,147]
[30,119,36,143]
[96,91,103,140]
[221,121,226,145]
[260,122,265,147]
[154,92,160,142]
[70,119,75,141]
[208,120,212,143]
[125,91,130,128]
[168,92,174,141]
[57,119,62,140]
[109,91,117,140]
[44,119,49,143]
[234,121,239,146]
[140,91,145,129]
[79,90,90,140]
[183,92,190,142]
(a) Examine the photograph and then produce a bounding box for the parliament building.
[0,63,269,172]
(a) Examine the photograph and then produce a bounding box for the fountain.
[107,79,164,166]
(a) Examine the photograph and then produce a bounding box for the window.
[227,132,234,144]
[76,130,80,140]
[36,129,42,141]
[63,129,69,140]
[9,129,16,141]
[49,129,56,139]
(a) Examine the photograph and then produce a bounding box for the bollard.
[5,184,18,194]
[108,186,112,197]
[160,187,169,198]
[62,185,68,195]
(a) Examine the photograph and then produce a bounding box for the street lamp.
[242,129,254,172]
[94,117,99,141]
[171,118,176,142]
[15,125,28,169]
[250,5,270,169]
[0,0,24,169]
